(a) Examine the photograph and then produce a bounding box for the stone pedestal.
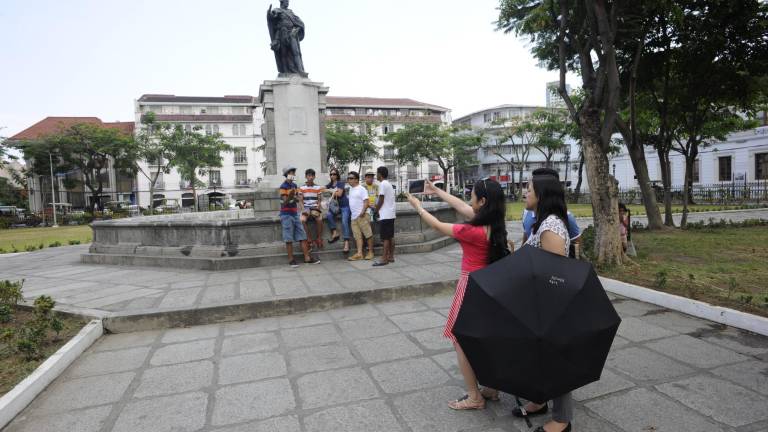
[258,75,329,188]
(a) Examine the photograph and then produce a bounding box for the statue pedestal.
[258,75,329,188]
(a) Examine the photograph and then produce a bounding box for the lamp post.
[49,152,58,227]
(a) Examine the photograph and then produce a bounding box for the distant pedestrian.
[405,178,509,411]
[373,166,396,266]
[325,169,351,254]
[279,166,319,268]
[347,171,374,261]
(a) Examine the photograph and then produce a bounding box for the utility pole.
[49,152,58,227]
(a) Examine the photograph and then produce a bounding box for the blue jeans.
[280,213,307,243]
[326,207,352,240]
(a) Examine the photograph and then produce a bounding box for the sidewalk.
[4,293,767,432]
[0,209,764,319]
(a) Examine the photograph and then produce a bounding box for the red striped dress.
[444,224,489,343]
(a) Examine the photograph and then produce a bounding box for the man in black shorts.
[373,166,396,266]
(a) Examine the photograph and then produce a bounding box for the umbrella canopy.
[453,244,620,403]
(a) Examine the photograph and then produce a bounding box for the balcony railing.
[235,179,252,187]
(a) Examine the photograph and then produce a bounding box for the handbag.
[328,197,340,216]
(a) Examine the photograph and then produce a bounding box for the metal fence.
[571,181,768,206]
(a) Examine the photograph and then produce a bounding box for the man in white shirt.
[346,171,374,261]
[373,166,396,266]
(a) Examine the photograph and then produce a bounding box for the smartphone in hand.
[408,179,425,194]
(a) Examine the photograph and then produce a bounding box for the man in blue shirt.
[522,168,581,257]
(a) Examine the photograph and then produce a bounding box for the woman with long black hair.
[511,173,573,432]
[406,179,509,410]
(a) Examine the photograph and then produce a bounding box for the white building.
[134,95,265,209]
[323,96,452,192]
[546,81,572,109]
[609,125,768,189]
[453,105,582,190]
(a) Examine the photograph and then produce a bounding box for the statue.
[267,0,306,76]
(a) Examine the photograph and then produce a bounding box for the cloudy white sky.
[1,0,563,137]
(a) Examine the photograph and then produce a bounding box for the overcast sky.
[1,0,564,137]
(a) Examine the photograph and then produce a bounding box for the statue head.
[280,0,289,8]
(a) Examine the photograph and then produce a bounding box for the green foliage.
[0,304,12,323]
[324,121,379,171]
[654,270,668,291]
[48,241,62,248]
[685,273,698,299]
[384,124,481,188]
[68,239,81,245]
[168,127,232,211]
[12,295,59,360]
[579,225,596,262]
[24,244,37,252]
[0,279,24,306]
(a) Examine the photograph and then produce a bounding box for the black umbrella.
[453,244,620,404]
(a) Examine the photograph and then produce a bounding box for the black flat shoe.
[533,422,571,432]
[512,403,549,418]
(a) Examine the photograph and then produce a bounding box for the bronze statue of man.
[267,0,306,75]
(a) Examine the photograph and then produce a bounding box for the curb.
[0,319,103,430]
[104,279,456,333]
[601,277,768,337]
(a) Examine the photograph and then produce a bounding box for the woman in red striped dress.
[406,178,509,410]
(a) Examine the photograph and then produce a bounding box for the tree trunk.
[441,167,449,191]
[574,152,585,201]
[617,123,663,230]
[580,108,623,266]
[680,150,697,228]
[657,146,674,226]
[191,174,198,212]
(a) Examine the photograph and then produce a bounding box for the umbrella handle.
[515,396,533,428]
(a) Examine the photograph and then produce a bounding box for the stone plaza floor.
[4,293,768,432]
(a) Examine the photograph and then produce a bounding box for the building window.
[383,146,395,160]
[213,124,219,134]
[483,113,492,123]
[407,164,418,179]
[756,153,768,180]
[235,170,248,186]
[428,164,439,177]
[154,172,164,190]
[234,148,248,164]
[385,164,397,181]
[718,156,732,181]
[240,124,247,136]
[184,124,192,132]
[692,159,700,183]
[232,124,240,136]
[205,125,212,135]
[209,171,221,187]
[207,106,219,114]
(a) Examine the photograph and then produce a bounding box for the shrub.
[579,225,596,261]
[24,245,37,252]
[0,280,24,306]
[0,304,12,323]
[48,241,62,248]
[654,270,668,290]
[68,239,81,245]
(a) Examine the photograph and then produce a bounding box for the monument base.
[259,75,329,188]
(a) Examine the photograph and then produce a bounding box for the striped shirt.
[300,183,323,210]
[279,181,299,215]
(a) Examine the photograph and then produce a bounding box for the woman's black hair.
[468,179,509,264]
[531,174,570,235]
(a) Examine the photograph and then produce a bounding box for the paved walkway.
[0,209,764,318]
[4,293,768,432]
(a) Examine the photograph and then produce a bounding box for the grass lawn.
[0,225,92,253]
[600,226,768,317]
[505,202,761,220]
[0,309,87,396]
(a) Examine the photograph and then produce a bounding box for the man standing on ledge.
[373,166,396,266]
[267,0,306,75]
[280,166,319,267]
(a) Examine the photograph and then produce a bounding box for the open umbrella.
[453,244,620,404]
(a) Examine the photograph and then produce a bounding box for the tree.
[385,124,481,191]
[498,0,626,265]
[168,129,231,211]
[14,123,137,209]
[134,112,179,214]
[529,110,570,168]
[636,0,768,227]
[325,121,379,172]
